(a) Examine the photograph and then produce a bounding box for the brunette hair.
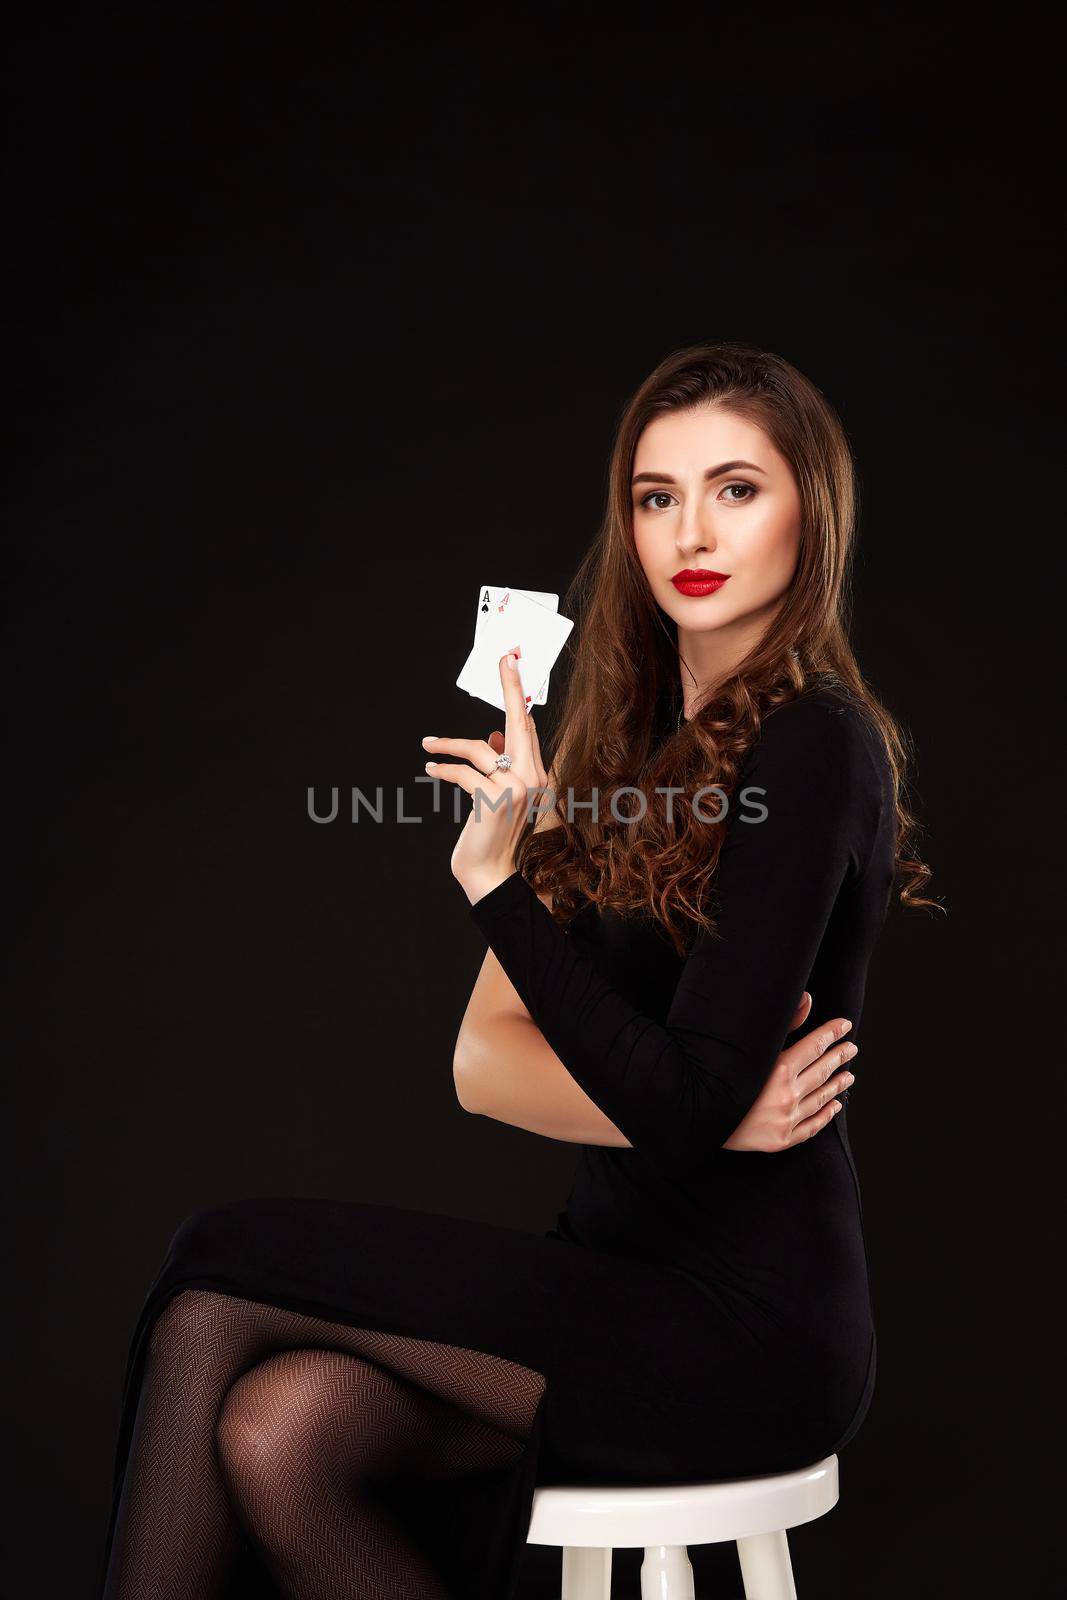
[518,339,941,955]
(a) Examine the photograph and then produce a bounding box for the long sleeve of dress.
[468,694,884,1169]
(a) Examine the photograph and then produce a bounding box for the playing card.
[474,585,558,636]
[456,587,573,713]
[473,586,558,703]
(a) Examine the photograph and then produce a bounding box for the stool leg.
[736,1529,797,1600]
[639,1543,696,1600]
[561,1544,612,1599]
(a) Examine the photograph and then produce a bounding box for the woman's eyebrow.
[631,459,769,486]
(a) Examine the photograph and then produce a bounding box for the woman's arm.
[455,992,633,1144]
[453,755,632,1142]
[467,696,880,1171]
[457,969,856,1151]
[453,874,632,1144]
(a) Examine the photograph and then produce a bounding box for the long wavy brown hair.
[518,340,942,957]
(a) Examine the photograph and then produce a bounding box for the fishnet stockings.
[102,1287,547,1599]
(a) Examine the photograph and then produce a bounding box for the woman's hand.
[422,648,550,906]
[721,992,858,1151]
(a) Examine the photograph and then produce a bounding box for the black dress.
[97,684,895,1599]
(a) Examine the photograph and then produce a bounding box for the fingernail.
[506,653,518,671]
[422,736,437,745]
[840,1020,852,1034]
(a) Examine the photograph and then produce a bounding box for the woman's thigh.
[147,1194,806,1481]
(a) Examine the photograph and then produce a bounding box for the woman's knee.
[216,1349,384,1501]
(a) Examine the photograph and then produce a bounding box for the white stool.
[526,1453,838,1599]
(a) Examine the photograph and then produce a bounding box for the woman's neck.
[676,601,785,718]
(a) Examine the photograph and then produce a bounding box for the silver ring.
[493,753,512,772]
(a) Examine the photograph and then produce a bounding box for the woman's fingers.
[794,1040,858,1108]
[796,1061,855,1123]
[423,760,493,797]
[425,762,529,825]
[422,735,500,776]
[789,1097,845,1145]
[498,649,536,769]
[781,1015,857,1130]
[489,722,542,784]
[787,1016,853,1082]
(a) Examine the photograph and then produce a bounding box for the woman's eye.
[638,483,756,512]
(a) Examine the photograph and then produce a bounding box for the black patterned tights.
[101,1288,547,1599]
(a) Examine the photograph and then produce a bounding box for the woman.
[97,341,935,1600]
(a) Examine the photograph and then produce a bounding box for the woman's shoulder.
[747,681,891,798]
[760,680,878,742]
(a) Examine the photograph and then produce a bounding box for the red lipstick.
[670,569,731,597]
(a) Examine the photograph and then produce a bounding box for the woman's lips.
[670,571,731,596]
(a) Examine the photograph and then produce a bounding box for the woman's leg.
[217,1347,526,1599]
[102,1287,546,1600]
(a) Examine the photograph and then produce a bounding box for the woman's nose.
[677,522,717,555]
[675,501,718,552]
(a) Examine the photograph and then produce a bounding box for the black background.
[6,8,1064,1597]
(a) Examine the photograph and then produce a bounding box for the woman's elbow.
[452,1031,484,1113]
